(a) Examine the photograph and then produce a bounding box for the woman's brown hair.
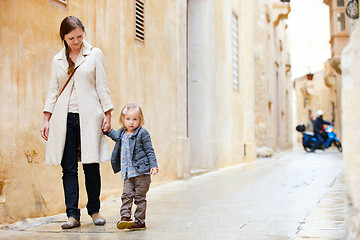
[59,16,85,74]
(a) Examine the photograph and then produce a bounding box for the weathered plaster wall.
[253,0,292,152]
[0,0,71,223]
[213,0,256,166]
[0,0,186,223]
[187,0,256,172]
[341,20,360,240]
[0,0,257,224]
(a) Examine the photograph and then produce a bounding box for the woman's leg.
[83,163,101,216]
[61,113,81,221]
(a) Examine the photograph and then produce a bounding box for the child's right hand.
[150,167,159,175]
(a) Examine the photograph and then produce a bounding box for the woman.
[40,16,114,229]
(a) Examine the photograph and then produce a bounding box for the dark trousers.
[312,133,323,151]
[61,113,101,221]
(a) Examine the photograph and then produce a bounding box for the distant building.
[254,0,293,153]
[337,0,360,239]
[323,0,350,137]
[294,68,336,142]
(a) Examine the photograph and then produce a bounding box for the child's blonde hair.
[120,103,144,131]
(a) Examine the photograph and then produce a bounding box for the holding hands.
[101,110,112,132]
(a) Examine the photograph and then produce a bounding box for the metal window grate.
[135,0,145,43]
[337,0,345,7]
[337,12,346,31]
[232,13,239,91]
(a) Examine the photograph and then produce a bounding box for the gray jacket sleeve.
[141,128,158,169]
[105,128,121,142]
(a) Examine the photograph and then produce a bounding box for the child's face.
[124,109,141,133]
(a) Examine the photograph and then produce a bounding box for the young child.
[105,103,159,230]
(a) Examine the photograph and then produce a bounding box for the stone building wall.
[341,19,360,240]
[186,0,256,172]
[0,0,257,224]
[0,0,187,224]
[294,70,335,142]
[253,0,292,153]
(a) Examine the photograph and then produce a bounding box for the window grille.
[337,0,345,7]
[135,0,145,43]
[337,12,346,31]
[232,13,239,91]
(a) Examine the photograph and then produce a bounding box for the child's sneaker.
[117,217,135,229]
[131,222,146,230]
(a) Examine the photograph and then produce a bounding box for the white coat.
[43,40,114,165]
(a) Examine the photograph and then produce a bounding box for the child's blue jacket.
[105,127,158,174]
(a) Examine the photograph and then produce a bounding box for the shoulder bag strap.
[58,46,94,97]
[58,66,79,97]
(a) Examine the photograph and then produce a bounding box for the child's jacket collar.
[122,126,142,137]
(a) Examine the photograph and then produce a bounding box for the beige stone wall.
[0,0,186,223]
[341,20,360,240]
[323,0,347,140]
[253,1,292,152]
[186,0,256,172]
[324,60,342,137]
[214,0,256,166]
[0,0,70,223]
[0,0,257,224]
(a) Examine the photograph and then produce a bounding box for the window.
[337,12,346,31]
[135,0,145,44]
[232,13,239,91]
[337,0,345,7]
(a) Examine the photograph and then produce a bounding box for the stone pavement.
[294,172,345,239]
[0,147,345,240]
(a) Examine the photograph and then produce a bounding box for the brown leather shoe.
[117,217,135,229]
[61,217,80,229]
[131,222,146,230]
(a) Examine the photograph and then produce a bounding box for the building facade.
[341,19,360,240]
[323,0,350,138]
[293,67,336,143]
[0,0,258,224]
[254,0,293,154]
[337,1,360,238]
[325,0,360,238]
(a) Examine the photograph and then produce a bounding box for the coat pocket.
[133,156,150,173]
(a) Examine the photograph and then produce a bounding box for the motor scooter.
[296,124,342,153]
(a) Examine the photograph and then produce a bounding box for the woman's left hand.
[101,111,112,132]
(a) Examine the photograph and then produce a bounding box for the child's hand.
[150,167,159,175]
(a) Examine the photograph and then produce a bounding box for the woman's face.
[64,27,84,52]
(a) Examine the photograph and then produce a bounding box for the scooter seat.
[303,131,314,136]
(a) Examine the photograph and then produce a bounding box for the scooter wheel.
[303,145,313,153]
[334,141,342,152]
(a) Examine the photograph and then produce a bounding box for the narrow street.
[0,146,344,240]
